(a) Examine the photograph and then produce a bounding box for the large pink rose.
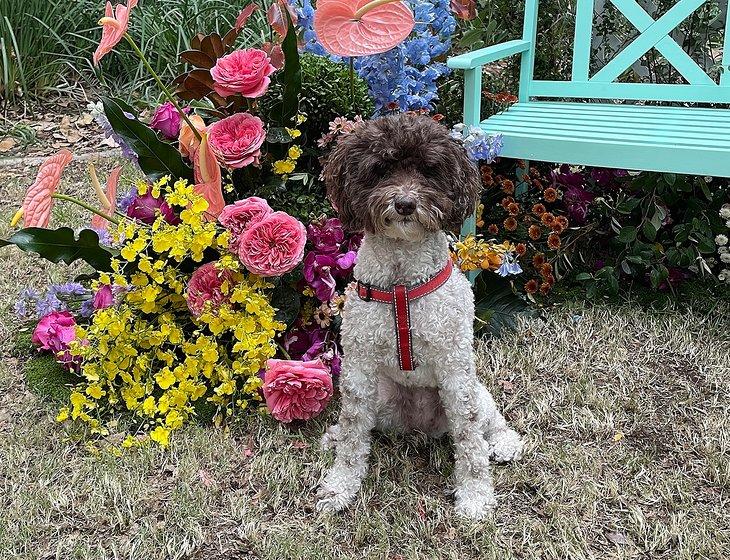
[238,211,307,276]
[186,262,237,317]
[211,49,276,98]
[219,197,272,253]
[208,113,266,169]
[263,359,333,422]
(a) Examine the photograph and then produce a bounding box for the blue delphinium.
[450,124,503,163]
[290,0,456,114]
[497,256,523,277]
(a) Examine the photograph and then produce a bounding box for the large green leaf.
[0,227,116,271]
[473,273,535,337]
[102,97,194,182]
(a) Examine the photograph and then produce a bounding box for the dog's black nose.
[394,195,416,216]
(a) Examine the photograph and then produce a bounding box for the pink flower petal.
[93,0,138,66]
[314,0,415,57]
[22,149,73,229]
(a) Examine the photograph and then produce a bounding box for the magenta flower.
[150,102,186,139]
[302,250,357,302]
[263,358,333,422]
[93,284,114,310]
[32,311,80,370]
[307,217,345,254]
[126,191,180,225]
[563,184,595,225]
[283,321,342,377]
[238,211,307,277]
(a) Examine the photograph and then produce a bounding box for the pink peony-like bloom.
[208,113,266,169]
[263,359,333,422]
[219,197,272,252]
[238,211,307,276]
[186,262,237,317]
[32,311,80,369]
[150,102,186,139]
[211,49,276,98]
[93,284,115,310]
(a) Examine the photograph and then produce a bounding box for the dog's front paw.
[454,491,497,520]
[315,488,354,514]
[488,428,524,463]
[320,424,340,451]
[316,464,361,514]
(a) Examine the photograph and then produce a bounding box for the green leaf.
[271,280,301,327]
[617,225,637,244]
[102,97,193,182]
[616,198,641,214]
[269,14,301,126]
[266,127,293,143]
[642,219,657,242]
[0,227,115,271]
[473,273,535,337]
[575,272,593,281]
[663,173,676,187]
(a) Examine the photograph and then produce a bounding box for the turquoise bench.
[447,0,730,239]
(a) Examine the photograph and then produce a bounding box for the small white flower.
[719,203,730,220]
[716,234,729,246]
[704,176,713,183]
[721,253,730,264]
[726,220,730,228]
[719,246,729,254]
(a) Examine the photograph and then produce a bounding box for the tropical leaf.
[271,280,301,327]
[473,273,535,337]
[101,97,194,182]
[0,227,116,271]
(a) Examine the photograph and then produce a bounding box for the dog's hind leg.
[475,382,523,463]
[316,356,378,513]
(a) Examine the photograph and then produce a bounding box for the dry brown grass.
[1,160,729,559]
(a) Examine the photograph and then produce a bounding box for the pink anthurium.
[90,166,122,230]
[193,133,225,220]
[314,0,415,57]
[16,149,74,229]
[93,0,138,66]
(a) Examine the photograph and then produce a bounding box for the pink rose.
[219,197,272,252]
[186,262,237,317]
[32,311,79,369]
[149,102,186,139]
[93,284,114,310]
[211,49,276,98]
[208,113,266,169]
[238,211,307,276]
[263,359,333,422]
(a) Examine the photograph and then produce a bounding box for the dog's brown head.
[323,113,481,240]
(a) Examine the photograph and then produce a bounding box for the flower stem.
[52,194,120,225]
[123,33,202,143]
[276,342,292,361]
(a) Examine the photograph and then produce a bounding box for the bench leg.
[515,159,530,197]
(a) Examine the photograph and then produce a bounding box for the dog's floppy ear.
[444,139,482,231]
[323,134,364,232]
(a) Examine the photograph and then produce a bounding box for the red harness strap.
[356,262,453,371]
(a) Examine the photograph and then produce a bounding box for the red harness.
[355,262,453,371]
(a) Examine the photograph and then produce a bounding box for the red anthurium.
[314,0,415,57]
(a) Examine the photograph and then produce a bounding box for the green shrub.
[24,353,77,404]
[297,53,374,138]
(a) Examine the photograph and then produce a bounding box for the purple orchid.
[126,192,180,225]
[563,184,596,225]
[591,167,629,189]
[303,250,357,302]
[282,320,342,376]
[308,217,345,254]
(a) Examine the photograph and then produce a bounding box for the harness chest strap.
[356,262,453,371]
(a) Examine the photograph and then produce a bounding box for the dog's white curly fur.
[316,231,523,519]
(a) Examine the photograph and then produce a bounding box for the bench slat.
[493,132,730,176]
[531,81,730,103]
[526,101,730,118]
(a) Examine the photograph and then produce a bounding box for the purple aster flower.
[126,192,180,225]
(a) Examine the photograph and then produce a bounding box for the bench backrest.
[520,0,730,103]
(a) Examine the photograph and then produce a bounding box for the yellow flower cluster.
[454,235,515,272]
[273,114,306,177]
[58,177,284,447]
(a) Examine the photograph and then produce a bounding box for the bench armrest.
[447,39,531,70]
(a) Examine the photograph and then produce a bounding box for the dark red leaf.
[268,0,296,37]
[180,50,215,69]
[235,3,258,30]
[191,33,205,50]
[450,0,476,20]
[201,33,224,59]
[262,42,284,70]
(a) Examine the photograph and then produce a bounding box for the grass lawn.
[1,159,729,559]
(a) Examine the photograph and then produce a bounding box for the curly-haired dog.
[316,113,523,519]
